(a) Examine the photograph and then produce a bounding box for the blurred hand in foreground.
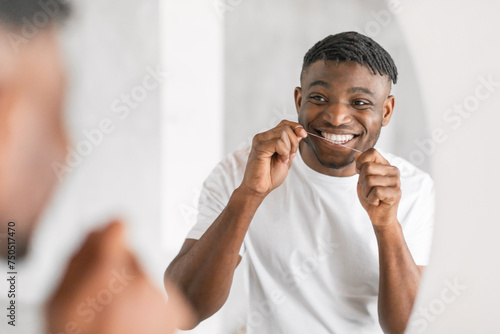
[46,221,194,334]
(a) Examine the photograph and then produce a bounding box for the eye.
[310,95,326,103]
[352,100,372,108]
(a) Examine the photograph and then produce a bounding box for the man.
[166,32,434,334]
[0,1,192,333]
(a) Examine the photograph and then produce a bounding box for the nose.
[323,102,352,126]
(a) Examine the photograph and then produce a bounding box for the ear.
[381,95,395,127]
[294,86,302,115]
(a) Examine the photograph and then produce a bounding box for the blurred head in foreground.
[0,0,69,258]
[0,1,194,332]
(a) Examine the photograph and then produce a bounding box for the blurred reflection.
[0,1,192,333]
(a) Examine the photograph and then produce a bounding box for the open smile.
[313,129,360,147]
[320,132,357,144]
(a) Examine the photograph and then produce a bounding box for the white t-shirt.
[187,147,434,334]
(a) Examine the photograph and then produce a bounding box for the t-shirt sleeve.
[402,174,435,266]
[185,155,246,256]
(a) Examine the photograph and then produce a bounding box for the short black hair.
[302,31,398,85]
[0,0,70,28]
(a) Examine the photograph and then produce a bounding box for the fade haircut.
[301,31,398,85]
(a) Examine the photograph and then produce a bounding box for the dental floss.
[305,131,363,153]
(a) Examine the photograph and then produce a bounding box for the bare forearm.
[166,121,305,327]
[166,186,264,324]
[375,222,421,334]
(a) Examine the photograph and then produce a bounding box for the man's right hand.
[165,122,306,326]
[240,120,307,197]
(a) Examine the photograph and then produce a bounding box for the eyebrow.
[307,81,375,97]
[347,87,374,96]
[308,80,330,89]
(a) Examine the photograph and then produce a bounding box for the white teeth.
[321,132,354,144]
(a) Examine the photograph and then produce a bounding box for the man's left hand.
[355,148,401,228]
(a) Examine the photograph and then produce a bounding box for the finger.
[355,148,389,173]
[366,186,401,206]
[282,126,301,155]
[359,163,400,180]
[274,125,301,156]
[254,125,293,142]
[48,220,128,312]
[256,134,292,163]
[78,221,127,267]
[254,125,300,158]
[277,123,307,143]
[94,220,128,264]
[360,175,400,198]
[277,120,307,137]
[291,124,308,139]
[275,120,307,142]
[275,131,292,163]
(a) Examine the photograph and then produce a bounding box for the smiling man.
[166,32,434,334]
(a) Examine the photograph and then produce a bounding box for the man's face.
[0,28,67,258]
[295,60,395,177]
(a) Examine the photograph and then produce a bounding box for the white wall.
[397,1,500,333]
[160,0,224,256]
[160,1,229,333]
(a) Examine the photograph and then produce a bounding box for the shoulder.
[203,146,250,190]
[378,148,434,191]
[215,146,250,176]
